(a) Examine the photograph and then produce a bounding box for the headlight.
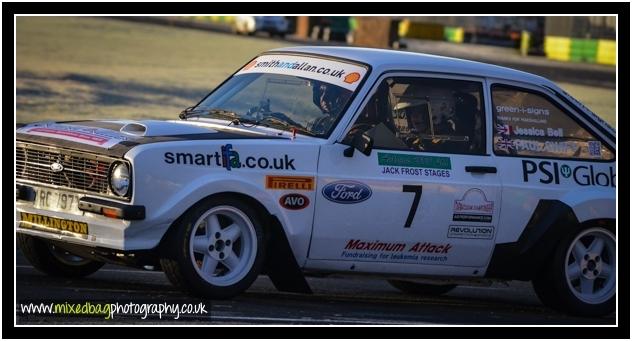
[109,162,131,197]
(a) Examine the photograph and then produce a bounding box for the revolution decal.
[447,225,494,239]
[279,193,310,210]
[377,152,452,178]
[19,212,89,235]
[266,175,315,191]
[522,160,615,187]
[341,239,450,263]
[164,144,296,171]
[235,54,368,91]
[322,181,372,204]
[17,122,130,148]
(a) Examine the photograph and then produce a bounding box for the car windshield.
[188,54,368,137]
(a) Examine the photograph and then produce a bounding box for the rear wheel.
[17,233,104,278]
[160,196,266,299]
[388,280,456,296]
[532,226,615,317]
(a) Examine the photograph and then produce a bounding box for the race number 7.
[402,185,422,228]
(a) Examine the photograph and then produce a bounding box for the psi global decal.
[235,54,368,91]
[378,152,451,178]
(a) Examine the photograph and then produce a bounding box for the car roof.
[269,46,555,88]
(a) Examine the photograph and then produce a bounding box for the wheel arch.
[156,190,312,294]
[485,199,615,281]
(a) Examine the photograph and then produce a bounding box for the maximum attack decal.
[378,152,452,178]
[164,144,296,171]
[341,239,451,263]
[322,181,372,204]
[452,188,494,223]
[17,122,130,148]
[522,160,615,187]
[236,54,368,91]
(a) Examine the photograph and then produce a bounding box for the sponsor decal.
[235,54,367,91]
[378,152,452,178]
[279,193,310,210]
[19,212,88,235]
[343,72,361,84]
[522,160,615,187]
[499,124,564,138]
[452,214,492,223]
[322,181,372,204]
[340,239,450,263]
[17,123,130,148]
[495,105,550,116]
[447,225,494,239]
[512,139,580,154]
[266,175,314,191]
[164,144,296,171]
[588,141,602,157]
[496,115,547,125]
[453,188,494,214]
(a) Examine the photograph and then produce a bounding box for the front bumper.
[16,183,144,250]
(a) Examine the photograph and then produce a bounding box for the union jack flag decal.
[495,123,512,136]
[495,137,515,152]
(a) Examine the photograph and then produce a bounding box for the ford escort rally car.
[16,46,616,317]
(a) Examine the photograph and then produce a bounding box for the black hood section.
[16,120,286,158]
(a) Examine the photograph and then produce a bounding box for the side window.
[344,77,486,155]
[491,85,614,160]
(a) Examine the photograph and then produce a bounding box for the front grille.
[16,142,119,197]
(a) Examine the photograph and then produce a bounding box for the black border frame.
[4,2,629,339]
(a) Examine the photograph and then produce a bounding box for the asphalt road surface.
[15,250,615,325]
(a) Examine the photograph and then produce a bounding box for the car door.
[307,73,501,275]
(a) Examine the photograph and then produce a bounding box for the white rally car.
[16,46,616,317]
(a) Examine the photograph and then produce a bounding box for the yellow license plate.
[18,212,89,235]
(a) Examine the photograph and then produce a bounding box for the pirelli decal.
[266,175,315,191]
[19,212,89,235]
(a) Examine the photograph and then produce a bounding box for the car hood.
[16,119,286,158]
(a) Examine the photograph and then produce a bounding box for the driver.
[309,81,350,134]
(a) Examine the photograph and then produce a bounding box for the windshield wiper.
[179,107,239,121]
[257,116,317,137]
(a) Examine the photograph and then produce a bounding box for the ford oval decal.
[322,181,372,204]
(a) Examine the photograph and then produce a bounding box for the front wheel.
[532,226,615,317]
[160,196,266,299]
[388,280,456,296]
[17,234,104,278]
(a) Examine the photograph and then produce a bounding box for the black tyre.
[388,280,456,296]
[160,195,266,299]
[532,226,615,317]
[17,233,104,278]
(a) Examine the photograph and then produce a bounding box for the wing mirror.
[343,132,373,157]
